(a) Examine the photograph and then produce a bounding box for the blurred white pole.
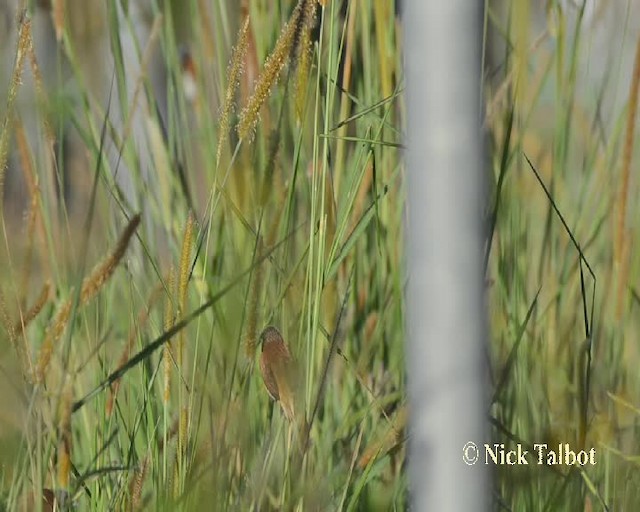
[405,1,488,510]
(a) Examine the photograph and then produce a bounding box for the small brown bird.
[259,326,296,421]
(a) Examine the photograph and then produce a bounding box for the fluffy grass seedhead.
[217,16,250,167]
[237,3,303,139]
[80,214,141,304]
[128,455,150,511]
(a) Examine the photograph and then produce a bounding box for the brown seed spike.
[237,3,303,138]
[259,326,295,420]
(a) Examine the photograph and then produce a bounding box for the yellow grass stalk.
[615,35,640,318]
[35,214,141,382]
[373,0,392,100]
[57,378,73,490]
[163,266,176,404]
[217,16,250,167]
[0,16,31,202]
[237,2,303,138]
[334,0,357,196]
[178,406,189,459]
[177,213,194,369]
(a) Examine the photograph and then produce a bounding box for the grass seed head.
[237,3,303,139]
[217,16,250,166]
[294,0,317,121]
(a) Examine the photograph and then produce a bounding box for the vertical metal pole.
[405,1,488,510]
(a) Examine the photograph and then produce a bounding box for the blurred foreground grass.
[486,0,640,509]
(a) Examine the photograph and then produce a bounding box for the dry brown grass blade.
[615,35,640,318]
[357,405,407,469]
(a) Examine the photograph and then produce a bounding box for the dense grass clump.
[5,0,637,509]
[0,0,405,510]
